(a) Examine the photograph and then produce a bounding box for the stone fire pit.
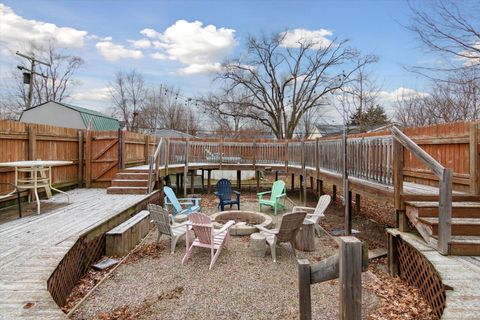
[210,210,273,236]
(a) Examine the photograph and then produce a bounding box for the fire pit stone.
[210,210,273,236]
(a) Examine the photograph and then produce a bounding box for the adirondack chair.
[182,213,235,270]
[148,204,188,254]
[257,180,287,215]
[214,179,240,211]
[163,186,201,219]
[256,211,307,262]
[293,194,331,237]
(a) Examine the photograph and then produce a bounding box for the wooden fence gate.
[85,130,120,188]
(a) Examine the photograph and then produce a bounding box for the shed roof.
[27,101,119,131]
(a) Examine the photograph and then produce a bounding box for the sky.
[0,0,437,123]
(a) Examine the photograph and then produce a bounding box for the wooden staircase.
[107,168,149,194]
[406,201,480,255]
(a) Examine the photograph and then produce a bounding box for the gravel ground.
[71,193,381,320]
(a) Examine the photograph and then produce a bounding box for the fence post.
[339,237,362,320]
[285,140,289,171]
[392,138,406,231]
[470,121,479,194]
[144,135,150,165]
[184,139,189,197]
[315,138,320,180]
[85,130,92,188]
[28,125,37,160]
[77,130,84,188]
[302,139,307,206]
[298,259,312,320]
[253,140,257,171]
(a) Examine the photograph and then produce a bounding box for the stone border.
[210,210,273,236]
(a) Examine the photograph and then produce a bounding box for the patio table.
[0,160,72,215]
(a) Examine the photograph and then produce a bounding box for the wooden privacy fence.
[0,119,478,202]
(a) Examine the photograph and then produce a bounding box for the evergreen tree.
[349,104,389,131]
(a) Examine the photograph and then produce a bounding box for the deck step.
[106,186,148,195]
[111,179,148,187]
[405,202,480,218]
[434,236,480,256]
[418,217,480,236]
[116,172,149,180]
[120,168,149,174]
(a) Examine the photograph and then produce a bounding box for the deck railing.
[391,126,452,255]
[147,138,164,193]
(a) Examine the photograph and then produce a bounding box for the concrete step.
[405,201,480,218]
[106,186,148,195]
[418,217,480,236]
[111,179,148,187]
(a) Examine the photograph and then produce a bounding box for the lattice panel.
[47,234,105,307]
[396,238,445,319]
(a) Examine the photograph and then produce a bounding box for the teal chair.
[163,186,201,219]
[257,180,287,215]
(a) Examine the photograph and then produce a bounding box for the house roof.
[27,101,119,131]
[155,129,195,138]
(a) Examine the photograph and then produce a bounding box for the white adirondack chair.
[256,211,306,262]
[292,194,331,237]
[148,204,187,254]
[182,213,235,270]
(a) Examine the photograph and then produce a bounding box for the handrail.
[390,126,452,255]
[147,138,164,193]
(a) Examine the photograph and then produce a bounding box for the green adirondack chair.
[258,180,287,215]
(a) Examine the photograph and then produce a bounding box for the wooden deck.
[0,189,154,319]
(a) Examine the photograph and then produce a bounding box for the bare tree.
[395,70,480,126]
[110,70,147,132]
[198,89,260,137]
[216,32,377,139]
[3,42,83,116]
[408,0,480,77]
[138,85,199,135]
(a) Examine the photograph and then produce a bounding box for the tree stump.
[295,221,315,252]
[250,232,266,257]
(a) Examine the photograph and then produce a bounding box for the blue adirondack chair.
[214,179,240,211]
[163,186,201,217]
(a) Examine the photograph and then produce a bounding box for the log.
[249,232,266,257]
[295,221,315,252]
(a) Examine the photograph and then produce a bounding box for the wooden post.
[190,170,195,194]
[256,170,260,193]
[302,140,307,206]
[339,237,362,320]
[144,135,149,165]
[207,169,212,193]
[298,259,312,320]
[345,188,352,235]
[470,121,479,194]
[355,193,361,214]
[275,171,278,182]
[299,175,304,202]
[332,185,337,201]
[175,173,180,193]
[184,139,189,197]
[393,139,407,231]
[285,140,289,171]
[315,138,320,180]
[201,169,205,192]
[253,140,257,172]
[387,232,399,276]
[119,130,126,169]
[319,180,324,195]
[77,130,84,188]
[28,126,37,160]
[85,130,92,188]
[237,170,241,190]
[291,173,295,192]
[438,168,452,255]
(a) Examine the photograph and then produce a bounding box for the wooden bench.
[106,210,151,257]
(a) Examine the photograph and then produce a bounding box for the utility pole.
[16,51,50,110]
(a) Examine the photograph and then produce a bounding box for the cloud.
[95,41,143,62]
[71,86,112,102]
[128,39,151,49]
[179,63,222,75]
[378,87,428,102]
[280,28,333,49]
[150,52,167,60]
[0,4,88,50]
[140,20,236,74]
